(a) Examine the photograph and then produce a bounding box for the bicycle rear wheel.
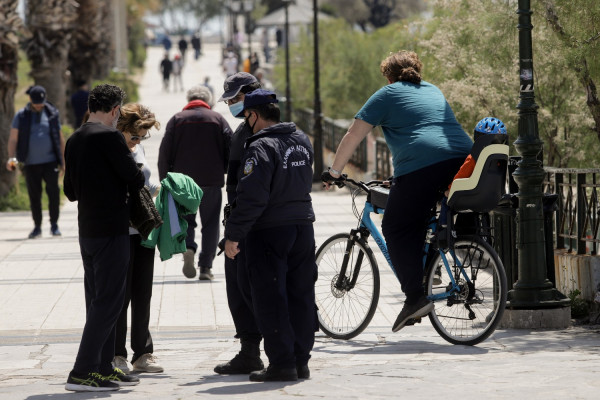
[315,233,380,340]
[425,236,507,346]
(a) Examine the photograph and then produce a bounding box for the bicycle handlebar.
[332,175,387,194]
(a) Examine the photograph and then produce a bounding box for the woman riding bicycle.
[322,50,473,332]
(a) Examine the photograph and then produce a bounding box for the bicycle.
[315,176,507,346]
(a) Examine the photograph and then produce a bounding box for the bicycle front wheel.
[425,236,507,346]
[315,233,380,340]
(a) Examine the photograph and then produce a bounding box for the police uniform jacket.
[225,122,315,242]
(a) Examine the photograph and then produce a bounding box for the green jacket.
[142,172,203,261]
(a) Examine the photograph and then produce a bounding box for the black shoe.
[392,296,434,332]
[249,365,298,382]
[199,267,214,280]
[65,370,120,392]
[214,352,264,374]
[28,226,41,239]
[102,367,140,386]
[297,364,310,379]
[50,224,61,236]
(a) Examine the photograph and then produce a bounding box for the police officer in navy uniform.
[214,73,264,375]
[224,89,317,382]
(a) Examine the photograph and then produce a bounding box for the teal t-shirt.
[355,81,472,177]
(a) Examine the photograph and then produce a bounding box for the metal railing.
[544,168,600,255]
[295,108,368,172]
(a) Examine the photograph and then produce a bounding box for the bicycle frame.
[357,198,471,303]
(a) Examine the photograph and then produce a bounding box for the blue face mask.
[229,102,245,119]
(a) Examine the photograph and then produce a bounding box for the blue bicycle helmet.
[474,117,507,135]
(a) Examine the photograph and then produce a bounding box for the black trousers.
[184,186,222,269]
[381,158,464,303]
[23,162,60,227]
[73,235,129,375]
[246,224,317,368]
[224,238,262,343]
[115,234,156,363]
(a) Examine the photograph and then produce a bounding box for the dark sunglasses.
[129,133,150,142]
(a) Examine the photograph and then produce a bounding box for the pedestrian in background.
[113,103,164,374]
[70,80,89,128]
[224,90,317,382]
[214,72,264,376]
[172,54,184,92]
[191,32,202,60]
[160,53,173,92]
[64,84,144,392]
[223,51,239,77]
[158,85,232,280]
[178,36,188,61]
[6,85,65,239]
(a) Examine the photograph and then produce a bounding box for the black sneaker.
[392,296,434,332]
[28,226,41,239]
[102,367,140,386]
[249,365,298,382]
[65,370,120,392]
[199,267,214,280]
[50,224,61,236]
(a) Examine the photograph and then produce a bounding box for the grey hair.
[186,84,213,104]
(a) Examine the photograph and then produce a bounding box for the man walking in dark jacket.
[158,85,232,280]
[63,84,144,392]
[224,90,317,382]
[6,85,65,239]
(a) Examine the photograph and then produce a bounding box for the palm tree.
[0,0,24,197]
[23,0,78,122]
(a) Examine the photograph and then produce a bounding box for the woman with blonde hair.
[113,103,164,373]
[322,50,473,333]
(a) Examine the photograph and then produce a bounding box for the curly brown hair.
[116,103,160,135]
[380,50,423,84]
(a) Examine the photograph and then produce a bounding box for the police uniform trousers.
[23,162,60,228]
[224,238,262,343]
[245,224,317,368]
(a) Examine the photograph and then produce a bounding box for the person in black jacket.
[6,85,65,239]
[224,90,317,382]
[158,85,232,280]
[63,84,144,392]
[214,72,263,375]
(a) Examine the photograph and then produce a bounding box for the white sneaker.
[182,249,196,278]
[132,353,164,373]
[112,355,132,374]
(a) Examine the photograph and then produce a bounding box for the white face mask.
[229,102,245,119]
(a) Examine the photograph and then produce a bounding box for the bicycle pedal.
[404,317,422,326]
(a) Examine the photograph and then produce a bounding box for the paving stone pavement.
[1,44,600,399]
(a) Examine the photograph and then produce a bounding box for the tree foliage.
[0,0,23,197]
[282,0,599,168]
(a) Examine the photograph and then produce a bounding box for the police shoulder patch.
[243,157,256,175]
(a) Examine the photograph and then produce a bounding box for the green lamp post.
[509,0,569,309]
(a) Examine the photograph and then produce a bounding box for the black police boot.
[214,340,264,375]
[297,364,310,379]
[249,364,298,382]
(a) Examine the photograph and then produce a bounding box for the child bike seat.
[447,135,509,213]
